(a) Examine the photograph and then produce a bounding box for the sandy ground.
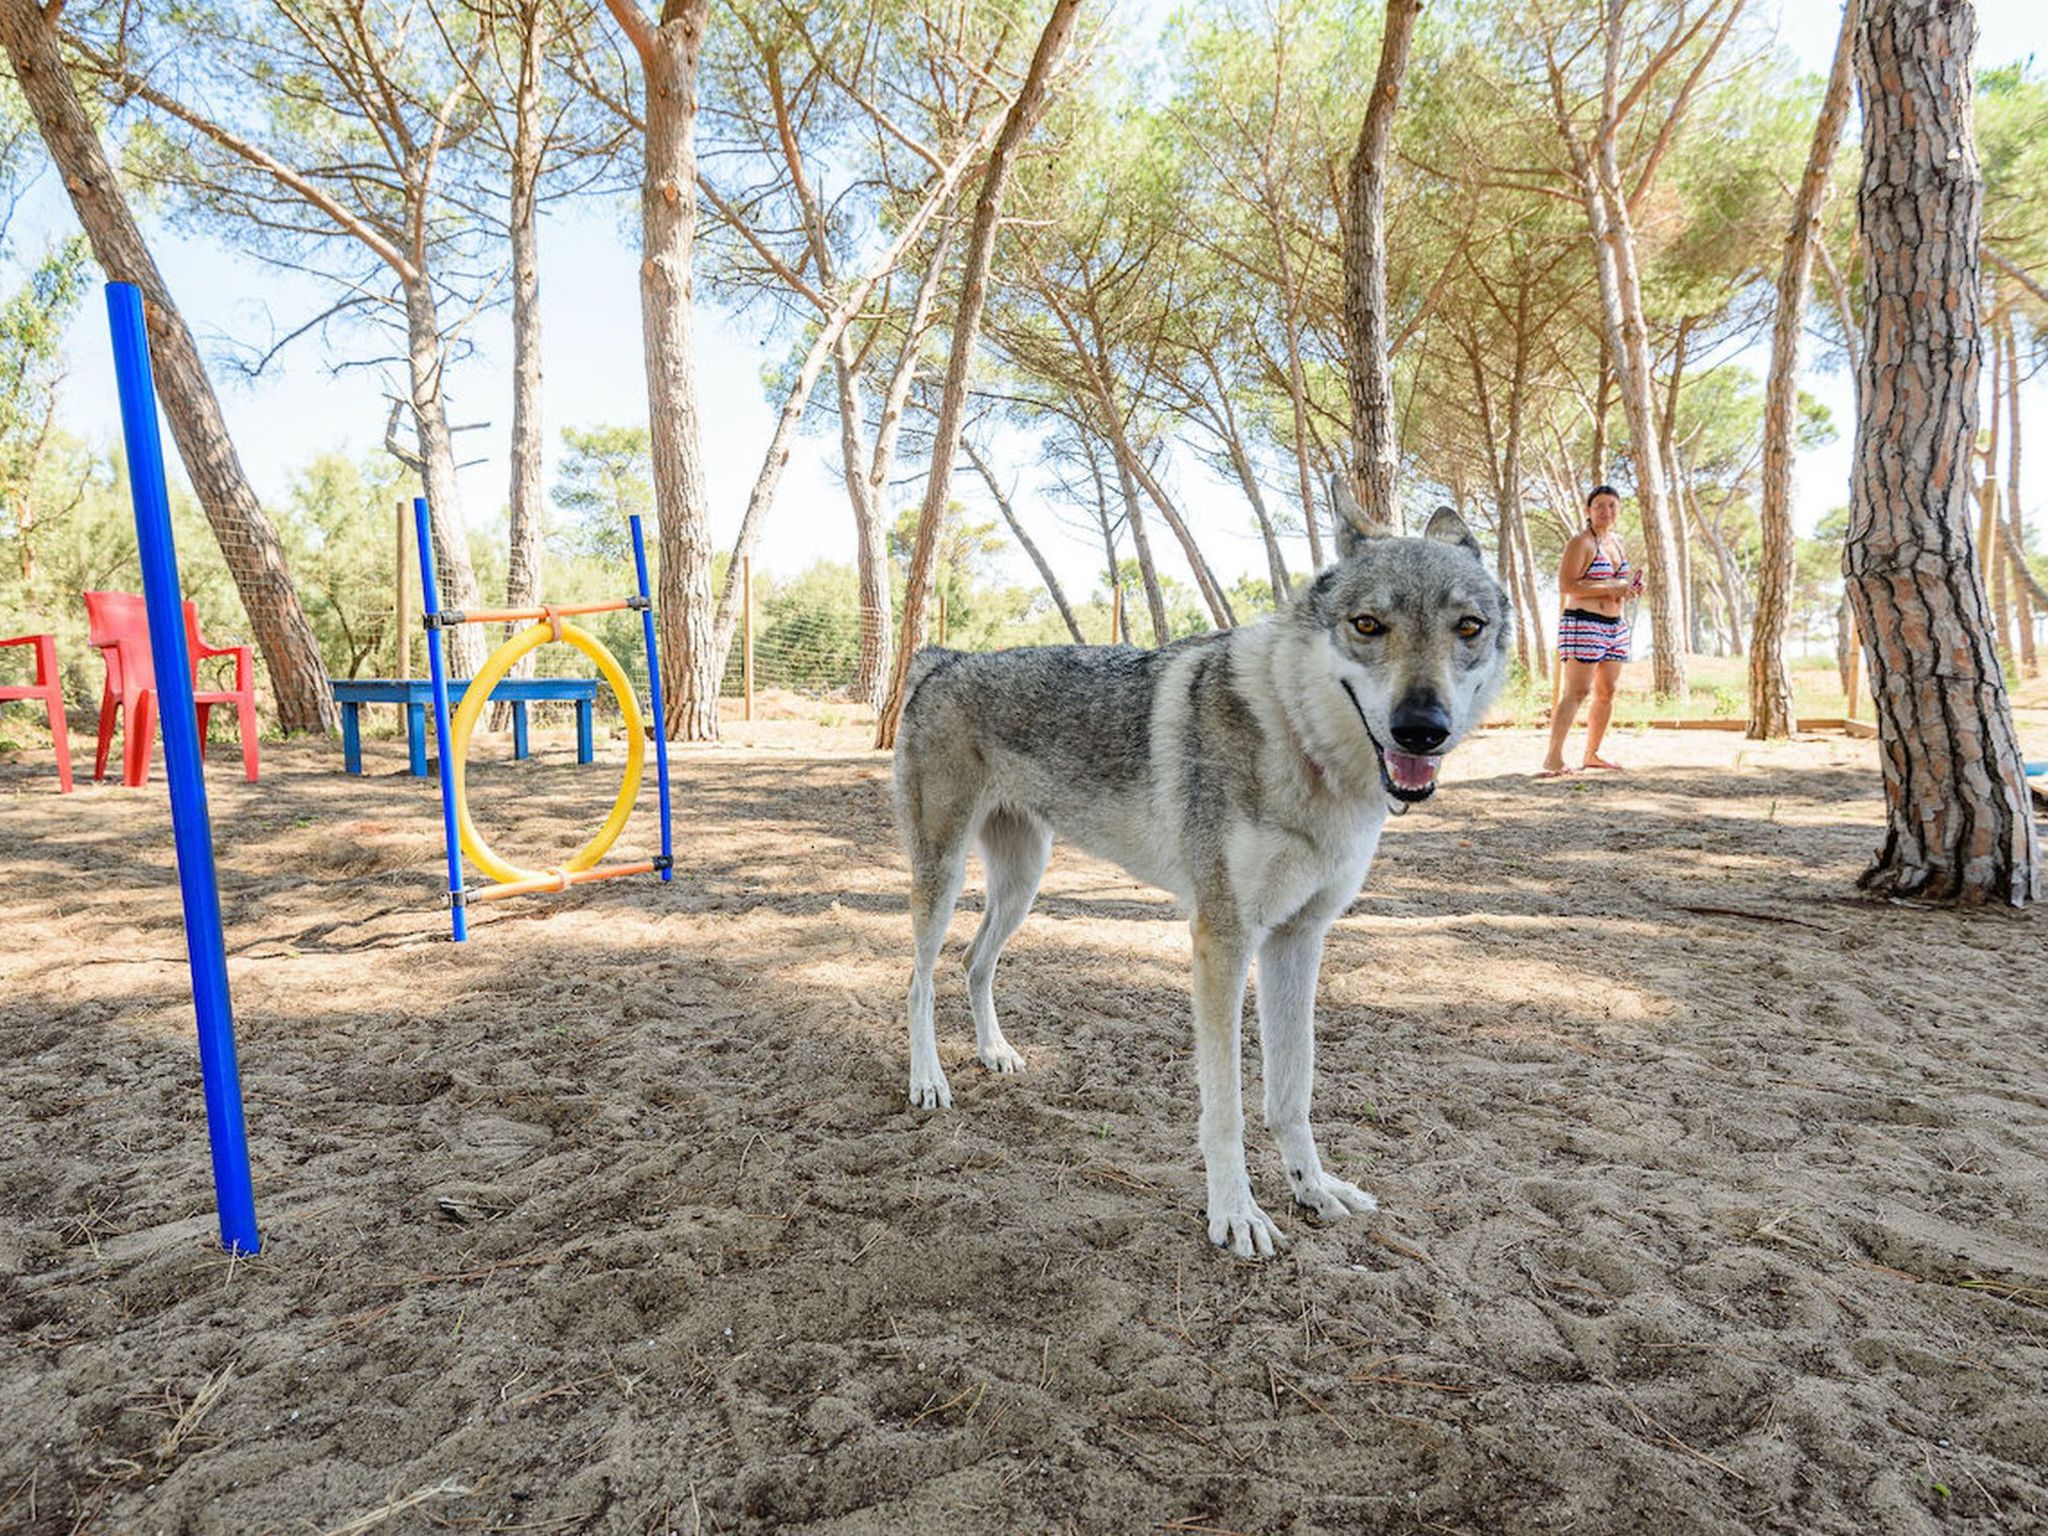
[2,706,2045,1535]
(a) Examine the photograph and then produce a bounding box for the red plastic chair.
[0,632,74,791]
[84,590,259,786]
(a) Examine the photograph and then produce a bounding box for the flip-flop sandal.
[1533,767,1576,780]
[1581,759,1626,772]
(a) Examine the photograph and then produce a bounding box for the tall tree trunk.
[0,0,336,732]
[1499,289,1533,673]
[399,274,487,678]
[1234,448,1293,602]
[1977,310,2005,656]
[1591,329,1613,482]
[850,217,955,710]
[1267,195,1326,567]
[502,0,548,694]
[1199,346,1291,597]
[964,438,1083,643]
[1078,430,1129,642]
[1114,438,1171,644]
[1132,453,1236,628]
[1660,323,1694,652]
[1577,139,1685,697]
[1340,0,1420,535]
[831,338,892,707]
[1815,235,1861,389]
[1845,0,2038,906]
[606,0,716,740]
[1751,7,1858,735]
[1511,489,1549,680]
[2003,310,2036,676]
[876,0,1084,749]
[1691,481,1747,658]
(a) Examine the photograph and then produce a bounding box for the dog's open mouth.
[1341,681,1443,804]
[1379,747,1442,802]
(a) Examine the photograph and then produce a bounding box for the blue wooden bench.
[332,677,600,776]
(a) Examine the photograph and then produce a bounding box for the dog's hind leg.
[1192,909,1284,1259]
[905,818,970,1110]
[1259,911,1376,1222]
[964,807,1050,1075]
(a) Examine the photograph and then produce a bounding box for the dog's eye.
[1351,615,1384,638]
[1455,616,1486,639]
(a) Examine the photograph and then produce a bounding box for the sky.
[12,0,2046,608]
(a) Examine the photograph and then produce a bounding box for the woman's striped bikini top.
[1584,542,1631,580]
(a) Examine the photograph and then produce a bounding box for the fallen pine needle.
[1275,1371,1356,1442]
[1347,1372,1479,1395]
[318,1480,471,1536]
[155,1362,235,1466]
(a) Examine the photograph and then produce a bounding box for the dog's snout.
[1389,694,1451,754]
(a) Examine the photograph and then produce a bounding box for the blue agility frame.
[105,282,261,1255]
[414,499,674,938]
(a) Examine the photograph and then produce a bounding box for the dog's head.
[1289,477,1515,805]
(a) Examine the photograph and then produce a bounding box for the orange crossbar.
[452,599,636,626]
[468,860,658,904]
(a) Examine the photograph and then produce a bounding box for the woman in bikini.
[1538,485,1644,779]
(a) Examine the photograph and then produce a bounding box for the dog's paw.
[1207,1191,1286,1260]
[979,1038,1026,1074]
[908,1064,953,1111]
[1289,1167,1377,1222]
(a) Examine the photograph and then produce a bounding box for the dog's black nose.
[1389,695,1451,754]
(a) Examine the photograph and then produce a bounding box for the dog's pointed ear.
[1327,472,1384,562]
[1424,505,1484,564]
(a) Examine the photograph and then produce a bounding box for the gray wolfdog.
[892,492,1514,1257]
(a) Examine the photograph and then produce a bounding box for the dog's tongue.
[1386,751,1441,792]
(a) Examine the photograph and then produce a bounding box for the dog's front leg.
[1192,910,1283,1258]
[1260,913,1376,1222]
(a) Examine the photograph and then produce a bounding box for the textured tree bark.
[1511,491,1548,680]
[1087,442,1128,643]
[1582,151,1686,698]
[1845,0,2038,905]
[1266,192,1326,567]
[608,0,718,740]
[1981,317,2009,655]
[2003,311,2036,676]
[1131,454,1236,629]
[0,0,336,732]
[876,0,1084,749]
[1661,332,1694,652]
[828,339,892,708]
[1690,480,1747,658]
[501,0,549,702]
[855,220,956,708]
[1747,0,1854,736]
[1591,332,1612,482]
[1340,0,1420,534]
[1113,441,1171,645]
[1203,365,1292,600]
[399,275,487,678]
[1500,285,1535,674]
[964,438,1083,643]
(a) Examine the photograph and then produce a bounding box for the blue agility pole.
[104,283,261,1255]
[414,497,469,941]
[629,513,673,881]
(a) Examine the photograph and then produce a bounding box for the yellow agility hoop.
[448,620,646,885]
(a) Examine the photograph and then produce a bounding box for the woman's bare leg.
[1582,658,1625,768]
[1541,659,1594,775]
